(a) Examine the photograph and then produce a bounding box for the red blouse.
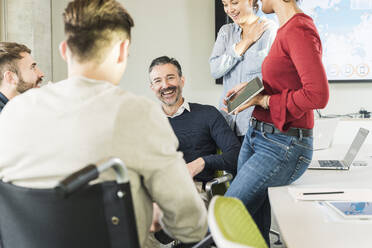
[254,13,329,132]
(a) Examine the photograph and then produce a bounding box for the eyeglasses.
[151,75,178,87]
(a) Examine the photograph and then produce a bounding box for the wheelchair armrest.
[154,230,174,244]
[154,230,214,248]
[172,234,214,248]
[205,173,233,199]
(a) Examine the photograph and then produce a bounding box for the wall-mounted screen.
[300,0,372,82]
[214,0,372,83]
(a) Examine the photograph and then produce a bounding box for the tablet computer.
[325,201,372,219]
[226,77,264,114]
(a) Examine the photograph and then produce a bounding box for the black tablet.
[227,77,264,114]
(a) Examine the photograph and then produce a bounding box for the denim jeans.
[225,126,313,245]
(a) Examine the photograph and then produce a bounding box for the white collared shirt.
[167,100,190,118]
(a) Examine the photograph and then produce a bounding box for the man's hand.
[149,203,162,233]
[186,157,205,178]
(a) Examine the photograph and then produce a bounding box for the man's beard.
[16,75,42,94]
[159,86,182,106]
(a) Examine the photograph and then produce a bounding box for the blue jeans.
[225,126,313,245]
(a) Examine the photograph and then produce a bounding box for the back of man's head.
[0,42,31,84]
[63,0,134,64]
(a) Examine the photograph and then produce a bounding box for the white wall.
[120,0,222,106]
[51,0,68,83]
[2,0,52,82]
[51,0,223,107]
[324,83,372,116]
[50,1,371,112]
[0,0,4,40]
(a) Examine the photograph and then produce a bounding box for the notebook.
[313,118,339,150]
[308,127,369,170]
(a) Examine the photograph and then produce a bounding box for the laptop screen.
[343,128,369,166]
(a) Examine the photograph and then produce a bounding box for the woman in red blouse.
[224,0,329,245]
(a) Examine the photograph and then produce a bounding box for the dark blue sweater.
[0,92,9,113]
[168,103,241,183]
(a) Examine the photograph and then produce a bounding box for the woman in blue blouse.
[210,0,277,141]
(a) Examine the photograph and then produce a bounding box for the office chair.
[206,176,283,246]
[155,149,234,247]
[210,150,282,246]
[0,157,140,248]
[208,196,268,248]
[154,170,233,247]
[168,196,269,248]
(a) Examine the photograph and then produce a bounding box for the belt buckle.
[258,121,275,134]
[264,123,275,134]
[250,118,257,129]
[298,129,303,140]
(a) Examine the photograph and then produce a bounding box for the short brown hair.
[0,42,31,83]
[63,0,134,63]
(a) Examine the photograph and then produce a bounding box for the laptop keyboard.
[319,160,344,167]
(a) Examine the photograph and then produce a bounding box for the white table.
[268,143,372,248]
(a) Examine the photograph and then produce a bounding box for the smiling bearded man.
[149,55,241,202]
[0,42,44,112]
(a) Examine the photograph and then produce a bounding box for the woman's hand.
[235,19,269,56]
[232,94,264,114]
[222,82,248,114]
[222,81,270,114]
[223,82,248,106]
[242,19,269,44]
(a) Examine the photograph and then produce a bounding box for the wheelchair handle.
[55,157,128,198]
[95,157,129,184]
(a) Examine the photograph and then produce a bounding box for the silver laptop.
[313,118,339,150]
[308,127,369,170]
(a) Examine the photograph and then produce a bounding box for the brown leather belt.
[250,118,313,138]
